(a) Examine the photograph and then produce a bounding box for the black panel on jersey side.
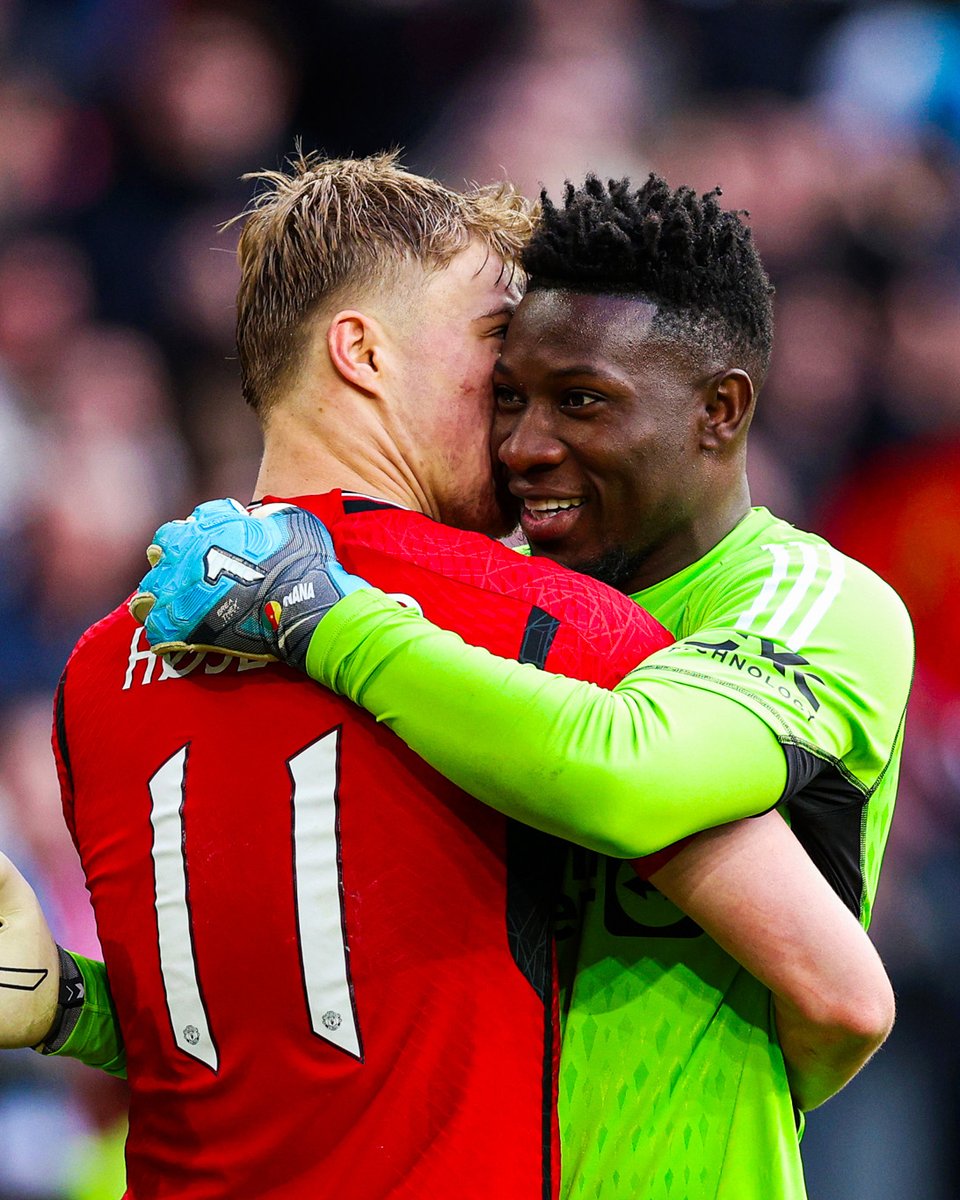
[540,1004,553,1200]
[782,744,867,918]
[54,671,74,796]
[506,820,563,1200]
[518,608,561,669]
[506,823,565,1002]
[509,613,563,1198]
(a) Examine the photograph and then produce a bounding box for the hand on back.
[131,498,370,667]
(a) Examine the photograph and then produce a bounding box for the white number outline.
[289,729,363,1060]
[148,746,218,1071]
[147,728,361,1072]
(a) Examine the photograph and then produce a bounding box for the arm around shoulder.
[649,811,894,1111]
[312,592,790,855]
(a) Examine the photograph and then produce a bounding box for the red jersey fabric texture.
[53,492,671,1200]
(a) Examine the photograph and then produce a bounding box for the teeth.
[525,498,584,513]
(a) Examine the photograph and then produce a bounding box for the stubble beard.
[530,541,649,595]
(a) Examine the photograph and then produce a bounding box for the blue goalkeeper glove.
[129,499,370,668]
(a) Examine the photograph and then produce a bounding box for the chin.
[565,544,646,592]
[526,543,584,574]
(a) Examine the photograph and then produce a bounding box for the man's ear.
[327,310,385,397]
[700,369,754,451]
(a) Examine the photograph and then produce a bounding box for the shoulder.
[639,517,914,773]
[55,602,135,789]
[748,522,912,661]
[340,509,641,619]
[339,511,670,685]
[63,600,140,676]
[695,515,912,657]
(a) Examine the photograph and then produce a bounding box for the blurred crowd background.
[0,0,957,1196]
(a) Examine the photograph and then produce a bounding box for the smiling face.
[493,289,744,592]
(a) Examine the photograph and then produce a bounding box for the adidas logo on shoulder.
[282,581,316,606]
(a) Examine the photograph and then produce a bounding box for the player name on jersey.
[122,625,270,689]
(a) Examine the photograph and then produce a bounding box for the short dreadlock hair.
[523,174,774,386]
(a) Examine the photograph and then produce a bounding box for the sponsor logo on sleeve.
[672,634,823,716]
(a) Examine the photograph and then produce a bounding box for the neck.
[252,397,432,513]
[628,475,752,592]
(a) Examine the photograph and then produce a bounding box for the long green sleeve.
[44,954,126,1079]
[307,591,787,857]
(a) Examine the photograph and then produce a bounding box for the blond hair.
[231,150,534,417]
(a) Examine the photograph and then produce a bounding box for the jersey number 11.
[147,729,362,1072]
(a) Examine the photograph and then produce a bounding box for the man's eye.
[489,324,510,340]
[494,386,523,409]
[563,391,599,410]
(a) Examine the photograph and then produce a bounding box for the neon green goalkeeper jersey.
[306,505,912,1199]
[554,506,911,1199]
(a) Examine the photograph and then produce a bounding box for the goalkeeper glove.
[130,499,370,668]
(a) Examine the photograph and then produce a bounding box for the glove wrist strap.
[39,945,85,1053]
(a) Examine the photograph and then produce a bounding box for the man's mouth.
[520,497,585,540]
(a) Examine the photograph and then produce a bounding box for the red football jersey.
[54,492,671,1200]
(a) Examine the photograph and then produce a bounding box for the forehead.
[424,240,522,312]
[501,290,661,370]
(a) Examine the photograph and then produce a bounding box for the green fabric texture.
[51,508,912,1200]
[558,508,912,1199]
[46,952,126,1079]
[628,507,911,925]
[310,507,913,1199]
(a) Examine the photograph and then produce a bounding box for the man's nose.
[497,409,565,473]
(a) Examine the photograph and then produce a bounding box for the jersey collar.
[254,490,412,523]
[631,507,780,607]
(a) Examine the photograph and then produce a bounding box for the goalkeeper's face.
[392,241,523,537]
[493,289,721,593]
